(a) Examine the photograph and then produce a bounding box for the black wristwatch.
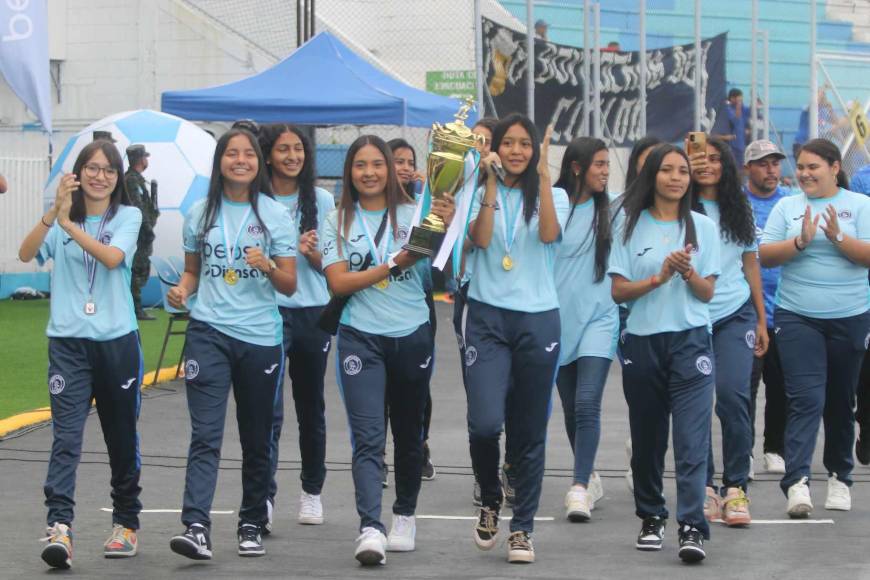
[387,254,403,278]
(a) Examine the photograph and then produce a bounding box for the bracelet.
[479,200,499,210]
[682,268,694,282]
[794,236,806,252]
[40,216,52,228]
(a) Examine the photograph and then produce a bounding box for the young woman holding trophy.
[464,113,570,564]
[258,124,335,531]
[321,135,454,566]
[552,137,619,523]
[167,128,298,560]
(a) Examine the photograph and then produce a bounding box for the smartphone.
[687,131,707,156]
[491,163,506,181]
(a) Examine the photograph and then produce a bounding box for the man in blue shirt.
[724,89,752,166]
[743,139,790,474]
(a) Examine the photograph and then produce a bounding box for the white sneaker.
[824,474,851,511]
[298,491,324,525]
[354,527,387,566]
[386,515,416,552]
[763,452,786,474]
[786,476,813,519]
[588,471,604,509]
[565,487,591,522]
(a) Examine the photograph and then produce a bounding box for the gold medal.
[502,254,514,271]
[375,278,390,290]
[224,269,239,285]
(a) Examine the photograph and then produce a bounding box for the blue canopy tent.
[161,31,474,128]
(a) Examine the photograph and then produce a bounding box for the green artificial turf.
[0,300,186,420]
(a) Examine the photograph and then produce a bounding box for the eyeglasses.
[82,164,119,179]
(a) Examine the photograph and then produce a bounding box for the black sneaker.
[382,456,389,488]
[857,428,870,466]
[170,523,212,560]
[473,506,500,551]
[635,516,666,551]
[237,523,265,557]
[501,464,516,507]
[422,442,436,481]
[677,525,706,563]
[472,479,482,507]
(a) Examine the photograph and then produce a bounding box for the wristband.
[682,268,694,282]
[794,236,806,252]
[387,252,403,277]
[41,216,52,228]
[479,200,499,210]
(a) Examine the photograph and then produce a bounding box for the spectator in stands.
[0,173,7,193]
[850,162,870,195]
[603,41,621,52]
[534,19,548,40]
[722,89,752,166]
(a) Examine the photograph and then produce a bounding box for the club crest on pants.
[343,354,363,376]
[465,346,478,367]
[185,359,200,380]
[695,355,713,376]
[745,330,756,349]
[49,374,65,395]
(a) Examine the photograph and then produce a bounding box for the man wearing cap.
[93,130,117,142]
[534,19,548,40]
[743,139,791,476]
[125,144,159,321]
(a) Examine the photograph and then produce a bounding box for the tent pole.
[304,0,310,41]
[310,0,316,36]
[526,0,534,122]
[297,0,302,46]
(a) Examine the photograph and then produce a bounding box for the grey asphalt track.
[2,303,870,579]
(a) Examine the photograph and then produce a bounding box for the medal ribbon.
[497,184,524,258]
[355,205,392,266]
[80,210,111,299]
[219,204,253,269]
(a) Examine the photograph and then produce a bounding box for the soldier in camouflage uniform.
[125,144,159,321]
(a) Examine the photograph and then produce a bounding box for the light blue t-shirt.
[38,206,142,340]
[761,188,870,319]
[468,184,570,312]
[183,195,296,347]
[607,210,721,336]
[320,203,428,337]
[700,199,757,322]
[273,187,334,308]
[555,198,619,363]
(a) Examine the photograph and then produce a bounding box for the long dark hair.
[337,135,410,254]
[692,137,755,246]
[491,113,541,224]
[70,140,130,223]
[197,128,273,252]
[554,137,611,282]
[622,144,698,249]
[387,138,417,201]
[259,124,318,233]
[799,138,849,189]
[625,135,662,187]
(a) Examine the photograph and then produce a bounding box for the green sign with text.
[426,70,477,99]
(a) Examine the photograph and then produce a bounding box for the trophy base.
[403,226,445,258]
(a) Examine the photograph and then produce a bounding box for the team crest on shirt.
[695,355,713,376]
[185,359,200,380]
[465,346,478,367]
[247,224,264,237]
[838,210,852,220]
[745,330,756,349]
[99,231,113,245]
[343,355,363,376]
[48,374,65,395]
[397,226,409,242]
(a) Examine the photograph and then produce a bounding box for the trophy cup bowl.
[403,98,482,257]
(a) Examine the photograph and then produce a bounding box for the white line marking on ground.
[101,508,234,515]
[711,518,834,524]
[416,515,555,521]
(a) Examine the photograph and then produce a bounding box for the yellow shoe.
[104,524,138,558]
[41,523,73,569]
